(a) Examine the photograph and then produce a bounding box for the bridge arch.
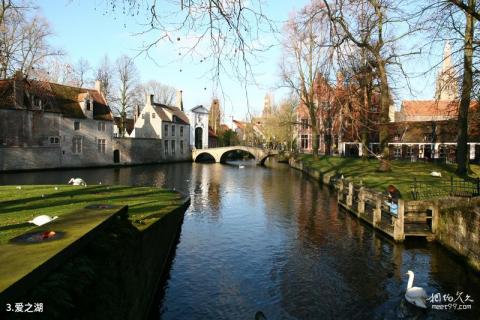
[219,148,256,163]
[192,146,278,165]
[194,152,217,163]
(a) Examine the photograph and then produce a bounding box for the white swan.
[405,270,428,308]
[68,178,87,186]
[28,215,58,226]
[239,165,245,168]
[430,171,442,177]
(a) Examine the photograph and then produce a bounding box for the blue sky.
[38,0,442,122]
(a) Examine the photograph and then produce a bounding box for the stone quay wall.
[289,157,480,272]
[435,198,480,271]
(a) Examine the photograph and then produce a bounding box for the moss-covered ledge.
[0,185,190,319]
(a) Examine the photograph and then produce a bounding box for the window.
[301,134,309,149]
[164,140,168,155]
[180,126,184,137]
[152,113,156,118]
[393,146,402,158]
[371,106,378,112]
[406,145,413,157]
[86,99,91,111]
[72,136,82,154]
[142,114,145,119]
[301,118,309,130]
[423,134,432,142]
[172,125,175,136]
[393,134,400,141]
[49,136,59,144]
[33,96,41,109]
[439,145,446,158]
[97,139,106,153]
[164,124,168,137]
[180,140,184,153]
[98,122,106,131]
[74,121,80,131]
[171,140,175,155]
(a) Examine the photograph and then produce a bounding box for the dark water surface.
[1,161,479,319]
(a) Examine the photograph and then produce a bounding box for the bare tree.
[321,0,422,170]
[34,55,75,84]
[115,54,139,137]
[98,0,276,97]
[141,80,176,105]
[451,0,477,175]
[95,55,115,103]
[0,4,61,79]
[280,2,334,158]
[74,57,92,88]
[422,0,479,174]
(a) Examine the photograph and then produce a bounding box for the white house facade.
[187,105,209,149]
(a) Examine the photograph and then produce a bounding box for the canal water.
[1,161,479,319]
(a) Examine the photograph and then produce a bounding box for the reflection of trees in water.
[277,171,404,318]
[208,181,221,218]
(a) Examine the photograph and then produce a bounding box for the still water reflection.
[1,161,479,319]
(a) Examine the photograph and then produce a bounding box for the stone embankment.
[289,157,480,272]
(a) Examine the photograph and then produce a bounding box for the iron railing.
[411,176,480,200]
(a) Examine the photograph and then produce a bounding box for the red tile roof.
[400,100,478,118]
[152,103,190,125]
[0,77,113,121]
[208,126,217,137]
[233,120,246,129]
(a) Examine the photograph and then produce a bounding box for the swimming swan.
[405,270,428,308]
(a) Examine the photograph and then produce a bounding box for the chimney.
[146,93,154,106]
[13,70,24,109]
[176,90,183,111]
[95,80,102,92]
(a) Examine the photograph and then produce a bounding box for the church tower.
[435,41,458,100]
[209,98,221,134]
[262,93,273,117]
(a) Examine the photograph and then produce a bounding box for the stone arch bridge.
[192,146,278,165]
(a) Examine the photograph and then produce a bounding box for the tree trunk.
[456,0,476,176]
[309,104,319,159]
[377,60,391,171]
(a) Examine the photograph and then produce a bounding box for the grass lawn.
[0,185,185,244]
[298,155,480,200]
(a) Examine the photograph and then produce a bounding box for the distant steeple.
[262,93,272,117]
[435,41,458,100]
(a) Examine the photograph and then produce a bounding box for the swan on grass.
[68,178,87,186]
[405,270,428,308]
[29,215,58,226]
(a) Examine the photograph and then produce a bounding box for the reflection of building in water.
[190,164,223,219]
